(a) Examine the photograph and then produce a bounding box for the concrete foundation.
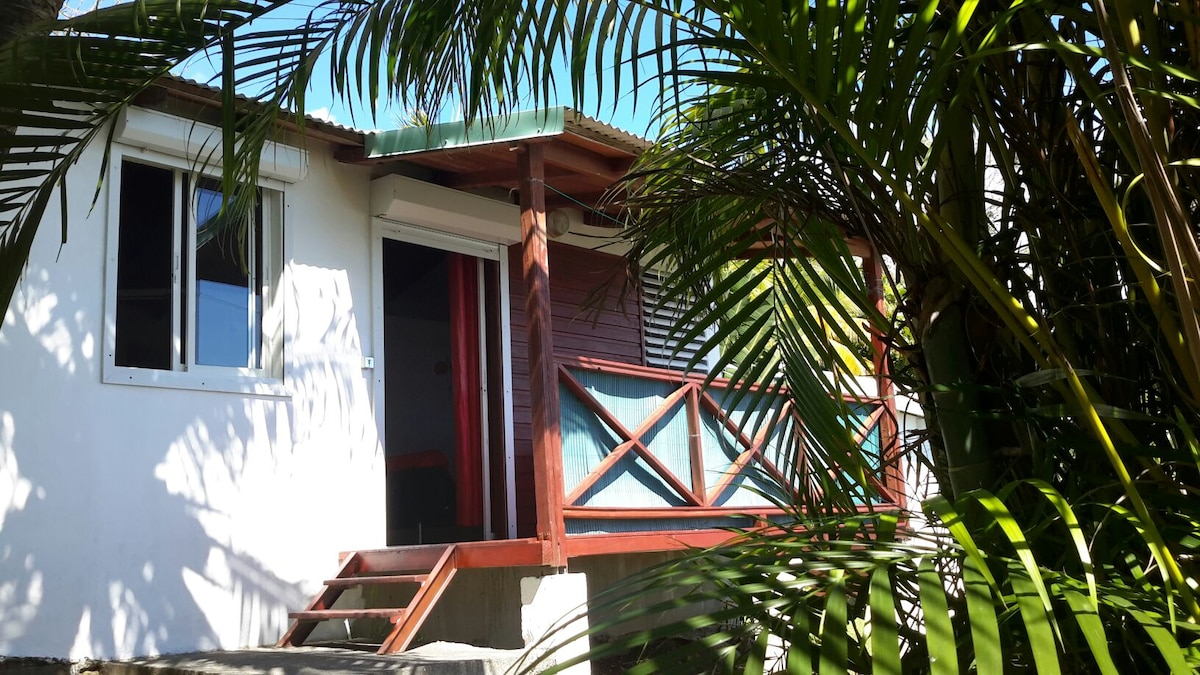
[568,552,712,636]
[520,572,589,675]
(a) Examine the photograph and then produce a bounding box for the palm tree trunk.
[922,89,996,499]
[920,297,994,497]
[0,1,64,45]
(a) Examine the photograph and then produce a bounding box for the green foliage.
[591,0,1200,671]
[527,487,1196,673]
[4,0,1200,671]
[0,0,287,315]
[712,260,871,378]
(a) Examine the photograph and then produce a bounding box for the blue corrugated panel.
[560,369,691,508]
[566,516,755,535]
[809,402,884,506]
[763,413,803,480]
[700,411,739,498]
[559,380,623,497]
[852,403,886,505]
[558,366,890,529]
[850,402,882,468]
[707,388,793,507]
[640,398,692,490]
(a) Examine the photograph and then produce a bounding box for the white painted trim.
[371,218,518,540]
[497,249,517,539]
[477,258,492,540]
[370,174,522,244]
[100,145,288,396]
[183,176,199,368]
[101,366,288,397]
[115,107,308,183]
[110,143,290,193]
[370,218,386,450]
[262,191,287,379]
[375,217,502,259]
[170,172,184,367]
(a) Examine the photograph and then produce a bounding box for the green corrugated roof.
[364,107,568,159]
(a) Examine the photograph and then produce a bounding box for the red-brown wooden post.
[864,251,903,505]
[518,142,568,567]
[686,387,707,505]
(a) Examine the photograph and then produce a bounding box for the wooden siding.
[508,241,643,536]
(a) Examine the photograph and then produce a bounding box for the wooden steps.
[277,544,460,654]
[323,574,428,587]
[289,608,408,621]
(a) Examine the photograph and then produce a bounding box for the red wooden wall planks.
[507,241,643,537]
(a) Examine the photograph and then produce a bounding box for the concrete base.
[101,644,549,675]
[520,573,590,675]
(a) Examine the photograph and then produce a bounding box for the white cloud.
[307,106,337,123]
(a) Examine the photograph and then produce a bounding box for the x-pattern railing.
[557,357,899,518]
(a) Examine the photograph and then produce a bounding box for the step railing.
[277,544,459,654]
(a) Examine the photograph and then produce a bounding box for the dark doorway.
[382,238,507,545]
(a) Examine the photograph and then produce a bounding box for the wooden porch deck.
[279,354,900,655]
[274,529,750,655]
[410,527,754,568]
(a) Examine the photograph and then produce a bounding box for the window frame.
[102,145,288,396]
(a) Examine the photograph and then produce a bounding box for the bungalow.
[0,77,916,663]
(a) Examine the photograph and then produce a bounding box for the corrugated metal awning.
[363,108,568,158]
[361,107,648,160]
[341,107,646,220]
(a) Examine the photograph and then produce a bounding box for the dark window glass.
[114,162,174,369]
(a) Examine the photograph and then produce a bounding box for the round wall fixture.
[546,207,583,238]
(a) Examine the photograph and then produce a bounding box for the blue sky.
[169,2,664,138]
[62,1,663,136]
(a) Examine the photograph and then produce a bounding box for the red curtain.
[447,254,484,528]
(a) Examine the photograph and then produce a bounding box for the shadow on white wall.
[0,258,383,659]
[287,263,379,457]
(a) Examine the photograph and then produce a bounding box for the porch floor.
[396,529,746,571]
[272,529,749,658]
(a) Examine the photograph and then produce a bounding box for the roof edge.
[364,107,568,158]
[149,74,366,147]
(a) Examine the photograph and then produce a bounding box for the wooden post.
[864,251,903,505]
[686,387,707,505]
[518,142,568,567]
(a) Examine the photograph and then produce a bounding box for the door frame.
[371,217,518,540]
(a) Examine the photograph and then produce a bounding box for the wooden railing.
[556,356,900,535]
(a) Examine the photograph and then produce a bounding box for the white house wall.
[0,118,382,659]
